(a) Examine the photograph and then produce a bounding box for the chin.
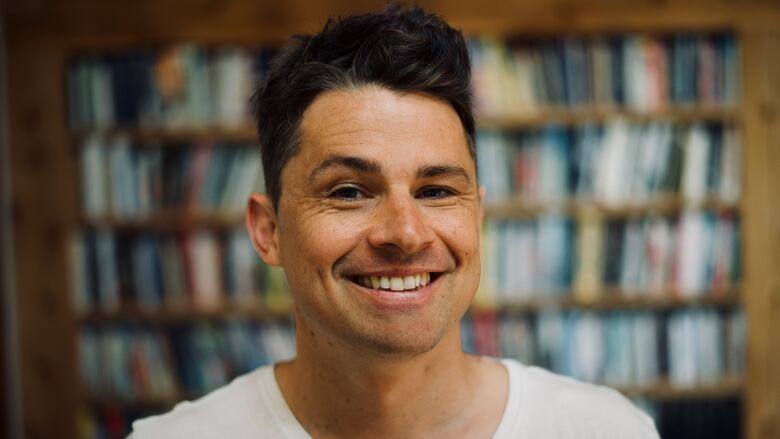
[345,322,449,357]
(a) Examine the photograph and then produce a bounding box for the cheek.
[280,214,363,273]
[431,210,482,256]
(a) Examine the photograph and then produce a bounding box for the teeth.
[390,277,404,291]
[355,273,434,292]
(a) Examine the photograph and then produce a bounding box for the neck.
[275,318,479,438]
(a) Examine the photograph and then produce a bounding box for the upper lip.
[345,269,444,277]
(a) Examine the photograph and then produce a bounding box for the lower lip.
[349,277,439,313]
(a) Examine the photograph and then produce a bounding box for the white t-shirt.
[130,358,659,438]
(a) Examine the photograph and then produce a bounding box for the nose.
[366,190,435,255]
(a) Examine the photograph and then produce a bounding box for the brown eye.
[330,186,364,201]
[418,187,453,199]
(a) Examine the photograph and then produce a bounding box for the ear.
[246,192,282,266]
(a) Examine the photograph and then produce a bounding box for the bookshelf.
[4,1,780,439]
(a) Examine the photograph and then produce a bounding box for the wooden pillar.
[740,22,780,439]
[6,36,79,439]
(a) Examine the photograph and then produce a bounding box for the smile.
[350,272,440,292]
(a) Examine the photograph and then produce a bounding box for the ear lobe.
[246,192,282,266]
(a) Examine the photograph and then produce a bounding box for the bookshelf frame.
[4,1,780,438]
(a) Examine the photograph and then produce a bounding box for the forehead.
[294,86,473,172]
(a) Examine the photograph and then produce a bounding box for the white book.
[681,123,710,202]
[719,127,742,203]
[624,37,648,111]
[214,49,254,126]
[675,211,708,297]
[188,230,223,310]
[476,131,510,203]
[596,120,630,205]
[571,312,603,383]
[80,135,109,218]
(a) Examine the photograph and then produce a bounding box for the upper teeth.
[356,273,431,291]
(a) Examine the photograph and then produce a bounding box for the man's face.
[272,86,482,356]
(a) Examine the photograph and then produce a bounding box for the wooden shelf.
[80,211,245,231]
[475,289,742,313]
[70,106,740,144]
[78,302,293,324]
[83,377,744,410]
[484,196,739,219]
[617,377,744,400]
[72,124,259,144]
[477,106,740,130]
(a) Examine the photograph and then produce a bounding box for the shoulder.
[129,365,277,439]
[502,359,659,439]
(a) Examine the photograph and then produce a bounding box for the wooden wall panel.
[6,37,79,439]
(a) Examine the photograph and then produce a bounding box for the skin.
[246,86,508,438]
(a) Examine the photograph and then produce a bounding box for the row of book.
[71,210,739,314]
[470,34,739,115]
[479,211,740,301]
[80,308,743,402]
[462,308,745,389]
[70,228,290,314]
[68,46,273,130]
[476,121,741,204]
[79,138,264,220]
[79,320,296,401]
[68,34,740,132]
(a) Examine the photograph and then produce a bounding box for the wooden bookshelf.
[6,1,780,439]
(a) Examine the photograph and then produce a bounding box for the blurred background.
[1,1,779,438]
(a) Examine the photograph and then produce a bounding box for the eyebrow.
[417,165,471,183]
[309,155,382,182]
[308,154,471,184]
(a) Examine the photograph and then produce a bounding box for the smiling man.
[130,5,658,439]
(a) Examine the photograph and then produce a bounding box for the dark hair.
[253,4,475,208]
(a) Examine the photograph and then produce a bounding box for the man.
[131,5,659,438]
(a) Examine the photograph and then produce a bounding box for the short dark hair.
[253,4,475,208]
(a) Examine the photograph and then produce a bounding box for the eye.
[329,185,365,201]
[417,187,454,199]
